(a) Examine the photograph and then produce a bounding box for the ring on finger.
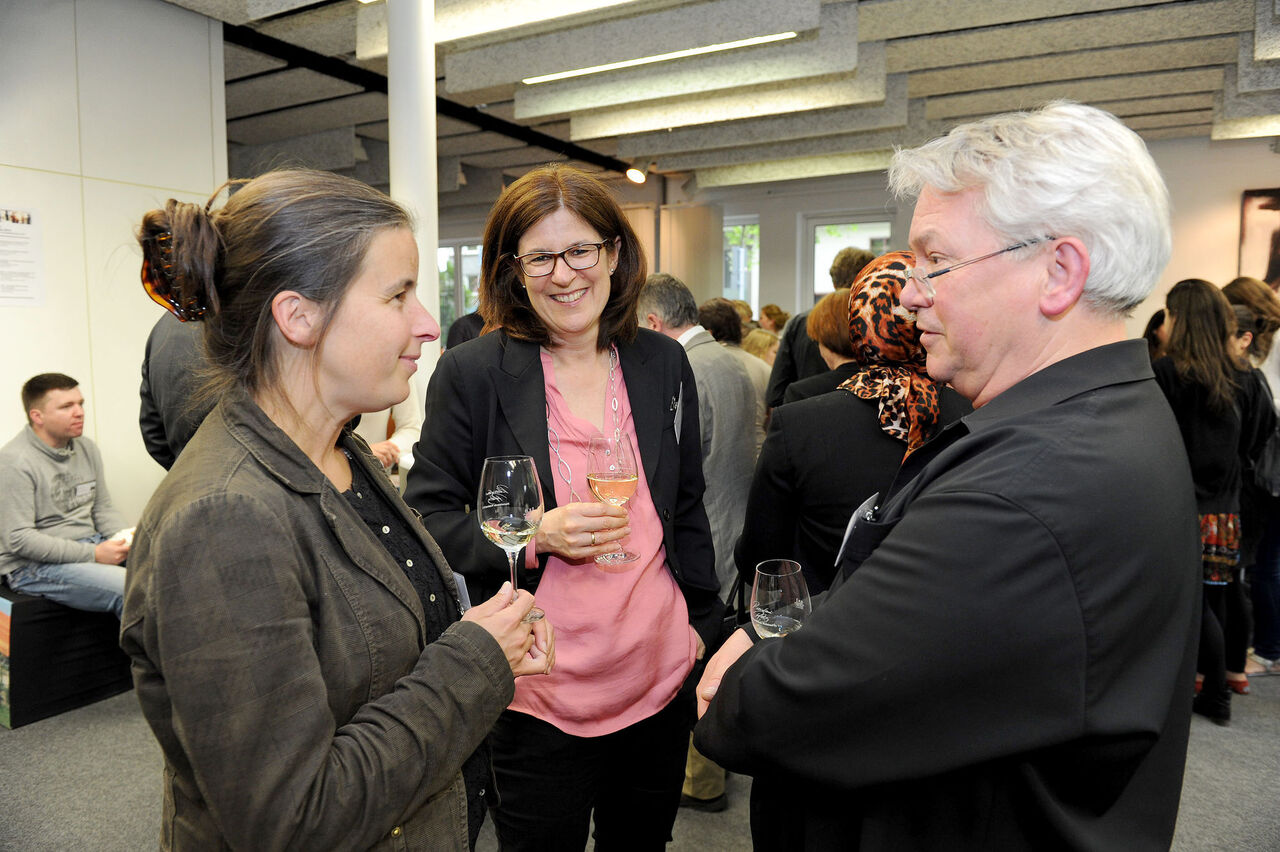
[590,531,597,546]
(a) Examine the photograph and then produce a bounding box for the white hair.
[888,101,1171,315]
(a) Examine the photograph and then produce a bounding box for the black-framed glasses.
[907,236,1055,300]
[511,241,609,277]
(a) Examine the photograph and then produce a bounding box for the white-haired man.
[695,102,1200,850]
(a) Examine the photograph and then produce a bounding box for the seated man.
[1,373,128,617]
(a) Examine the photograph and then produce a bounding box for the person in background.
[742,328,780,365]
[352,382,424,475]
[780,288,856,403]
[124,169,552,851]
[1223,276,1280,677]
[699,297,768,451]
[446,310,485,350]
[730,299,757,335]
[406,164,720,852]
[765,246,875,407]
[638,273,756,814]
[696,101,1200,850]
[758,303,789,334]
[1143,307,1168,362]
[1153,279,1274,723]
[139,312,213,469]
[735,254,970,594]
[1,373,129,617]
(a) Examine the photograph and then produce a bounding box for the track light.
[521,32,798,86]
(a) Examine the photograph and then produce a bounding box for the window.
[804,215,892,302]
[723,217,760,307]
[437,242,482,342]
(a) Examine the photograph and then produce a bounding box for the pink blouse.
[508,349,695,736]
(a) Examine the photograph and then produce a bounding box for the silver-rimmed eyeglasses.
[512,242,609,277]
[908,236,1055,300]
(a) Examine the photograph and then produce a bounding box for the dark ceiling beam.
[222,23,637,179]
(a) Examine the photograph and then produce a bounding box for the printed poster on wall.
[0,207,44,307]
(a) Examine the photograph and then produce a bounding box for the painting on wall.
[1239,189,1280,287]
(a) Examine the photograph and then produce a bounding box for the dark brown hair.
[479,164,645,349]
[829,247,876,288]
[1222,276,1280,361]
[22,373,77,422]
[1165,278,1239,414]
[137,169,411,405]
[698,298,743,344]
[807,289,855,358]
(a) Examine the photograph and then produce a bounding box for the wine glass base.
[594,550,639,565]
[522,606,545,623]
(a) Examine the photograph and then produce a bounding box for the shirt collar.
[961,339,1154,432]
[676,324,706,347]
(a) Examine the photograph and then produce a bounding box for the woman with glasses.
[405,164,720,851]
[1153,279,1275,725]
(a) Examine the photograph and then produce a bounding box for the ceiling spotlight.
[521,32,798,85]
[626,167,647,184]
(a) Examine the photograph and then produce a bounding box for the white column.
[387,0,440,389]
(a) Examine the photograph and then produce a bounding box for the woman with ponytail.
[1153,279,1274,725]
[122,169,554,851]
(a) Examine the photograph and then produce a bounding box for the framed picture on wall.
[1239,189,1280,287]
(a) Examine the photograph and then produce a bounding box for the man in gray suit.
[639,272,757,812]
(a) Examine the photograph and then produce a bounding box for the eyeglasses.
[511,241,609,277]
[907,236,1055,300]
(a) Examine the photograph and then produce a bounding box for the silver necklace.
[546,345,620,502]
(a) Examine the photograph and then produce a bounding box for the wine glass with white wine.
[477,455,545,622]
[751,559,810,638]
[586,430,640,565]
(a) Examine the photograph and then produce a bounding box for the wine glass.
[586,430,640,565]
[477,455,545,622]
[751,559,810,638]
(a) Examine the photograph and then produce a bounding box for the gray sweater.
[0,426,126,576]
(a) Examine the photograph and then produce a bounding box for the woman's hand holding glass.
[461,582,555,676]
[534,502,630,561]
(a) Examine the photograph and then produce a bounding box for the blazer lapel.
[618,336,663,488]
[492,335,559,509]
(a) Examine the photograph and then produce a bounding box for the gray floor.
[1,678,1276,851]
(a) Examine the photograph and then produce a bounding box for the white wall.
[1133,136,1280,337]
[0,0,227,522]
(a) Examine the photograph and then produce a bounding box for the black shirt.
[343,454,490,850]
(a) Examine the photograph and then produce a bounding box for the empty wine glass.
[586,430,639,565]
[751,559,809,638]
[477,455,545,622]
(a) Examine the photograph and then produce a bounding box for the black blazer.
[405,329,722,649]
[736,386,971,592]
[780,360,860,405]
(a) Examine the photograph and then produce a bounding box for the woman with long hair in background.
[1153,279,1274,724]
[1223,277,1280,677]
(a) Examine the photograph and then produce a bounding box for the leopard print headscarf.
[837,251,942,452]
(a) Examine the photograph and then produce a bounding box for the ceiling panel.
[163,0,1280,192]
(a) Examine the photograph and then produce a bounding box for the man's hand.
[696,628,754,718]
[94,539,129,565]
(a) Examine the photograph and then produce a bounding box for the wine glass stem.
[507,551,519,604]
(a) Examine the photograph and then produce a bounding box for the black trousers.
[488,695,692,852]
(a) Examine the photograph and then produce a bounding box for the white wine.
[751,604,806,639]
[587,472,638,506]
[481,515,538,552]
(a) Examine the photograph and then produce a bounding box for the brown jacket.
[122,390,514,850]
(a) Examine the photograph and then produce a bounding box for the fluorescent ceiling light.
[521,32,798,85]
